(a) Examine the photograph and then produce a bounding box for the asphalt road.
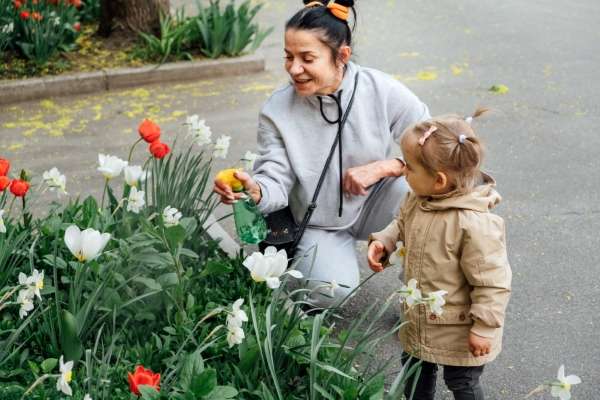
[1,1,599,398]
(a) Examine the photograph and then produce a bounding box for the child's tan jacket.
[370,174,512,367]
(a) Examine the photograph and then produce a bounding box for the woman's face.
[284,29,345,96]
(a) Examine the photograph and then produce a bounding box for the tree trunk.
[98,0,170,38]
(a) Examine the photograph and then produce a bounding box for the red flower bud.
[31,11,42,21]
[149,141,170,159]
[10,179,29,197]
[20,10,30,20]
[73,22,81,32]
[13,0,22,9]
[138,119,161,143]
[0,158,9,176]
[0,176,9,191]
[128,366,160,396]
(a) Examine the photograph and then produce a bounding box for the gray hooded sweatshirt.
[253,62,430,229]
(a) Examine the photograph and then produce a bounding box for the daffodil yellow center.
[562,383,571,390]
[36,280,43,290]
[65,371,73,382]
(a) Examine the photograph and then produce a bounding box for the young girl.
[367,110,512,400]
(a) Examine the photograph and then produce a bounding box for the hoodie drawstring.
[318,91,344,217]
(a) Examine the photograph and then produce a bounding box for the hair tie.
[418,125,437,146]
[459,134,467,144]
[327,0,350,21]
[465,116,473,125]
[305,1,323,8]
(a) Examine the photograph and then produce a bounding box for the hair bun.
[335,0,355,6]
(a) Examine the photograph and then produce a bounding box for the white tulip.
[226,324,245,348]
[64,225,111,262]
[186,115,212,146]
[162,206,182,227]
[84,395,92,400]
[226,298,248,328]
[17,289,34,319]
[213,135,231,159]
[241,151,258,171]
[550,365,581,400]
[0,209,5,233]
[242,246,303,289]
[398,278,422,308]
[97,154,128,180]
[424,290,448,316]
[124,165,147,187]
[42,167,67,194]
[56,356,74,396]
[126,187,145,214]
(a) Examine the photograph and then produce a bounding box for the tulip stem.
[128,138,143,163]
[100,178,108,210]
[7,196,16,216]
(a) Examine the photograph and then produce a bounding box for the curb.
[0,53,265,106]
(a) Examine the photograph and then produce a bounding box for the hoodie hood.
[419,173,502,213]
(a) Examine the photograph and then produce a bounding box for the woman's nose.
[289,60,304,75]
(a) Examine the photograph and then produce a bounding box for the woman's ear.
[434,171,449,191]
[338,45,352,66]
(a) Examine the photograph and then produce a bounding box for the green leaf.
[60,310,83,362]
[134,277,162,291]
[165,225,187,249]
[41,358,58,373]
[179,350,205,391]
[200,259,233,277]
[139,385,160,399]
[157,272,179,287]
[209,386,238,399]
[179,248,199,259]
[191,368,217,396]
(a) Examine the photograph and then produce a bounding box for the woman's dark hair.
[286,0,356,63]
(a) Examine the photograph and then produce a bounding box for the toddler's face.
[401,136,439,197]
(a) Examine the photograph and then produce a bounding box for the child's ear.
[434,172,448,191]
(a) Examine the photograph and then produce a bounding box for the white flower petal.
[64,225,82,258]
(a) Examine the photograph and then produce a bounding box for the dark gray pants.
[402,353,485,400]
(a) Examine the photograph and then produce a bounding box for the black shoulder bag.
[259,72,360,259]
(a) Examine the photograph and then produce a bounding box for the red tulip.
[31,11,42,21]
[128,366,160,396]
[73,22,81,32]
[13,0,22,9]
[19,10,30,20]
[0,176,9,191]
[0,159,9,176]
[149,141,170,159]
[138,119,161,143]
[10,179,29,197]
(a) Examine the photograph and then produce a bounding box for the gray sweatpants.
[294,177,409,308]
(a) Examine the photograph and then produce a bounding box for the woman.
[214,0,430,307]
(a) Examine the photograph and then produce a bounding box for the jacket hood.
[419,173,502,212]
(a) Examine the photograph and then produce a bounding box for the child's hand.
[468,332,491,357]
[367,241,386,273]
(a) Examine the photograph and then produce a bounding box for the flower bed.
[0,117,422,399]
[0,0,271,79]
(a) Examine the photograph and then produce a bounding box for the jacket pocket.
[424,305,472,351]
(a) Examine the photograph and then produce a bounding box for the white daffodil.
[42,167,67,194]
[241,151,258,171]
[162,206,182,227]
[17,289,34,319]
[213,135,231,159]
[226,324,245,348]
[126,187,145,214]
[325,280,340,298]
[83,395,92,400]
[97,154,128,180]
[186,115,212,146]
[19,269,44,301]
[0,209,7,234]
[124,165,147,187]
[1,22,14,34]
[56,355,74,396]
[388,241,406,268]
[550,365,581,400]
[398,278,422,308]
[242,246,303,289]
[64,225,111,263]
[226,298,248,328]
[424,290,448,316]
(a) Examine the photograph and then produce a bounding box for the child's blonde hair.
[402,108,488,193]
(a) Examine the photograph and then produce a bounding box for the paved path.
[1,1,599,398]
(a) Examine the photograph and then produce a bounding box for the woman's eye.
[304,58,314,63]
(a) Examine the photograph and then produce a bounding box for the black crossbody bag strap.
[290,71,360,251]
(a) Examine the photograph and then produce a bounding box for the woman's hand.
[367,240,386,273]
[468,332,492,357]
[214,171,262,205]
[343,159,405,196]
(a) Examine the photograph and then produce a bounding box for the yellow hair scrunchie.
[326,1,350,21]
